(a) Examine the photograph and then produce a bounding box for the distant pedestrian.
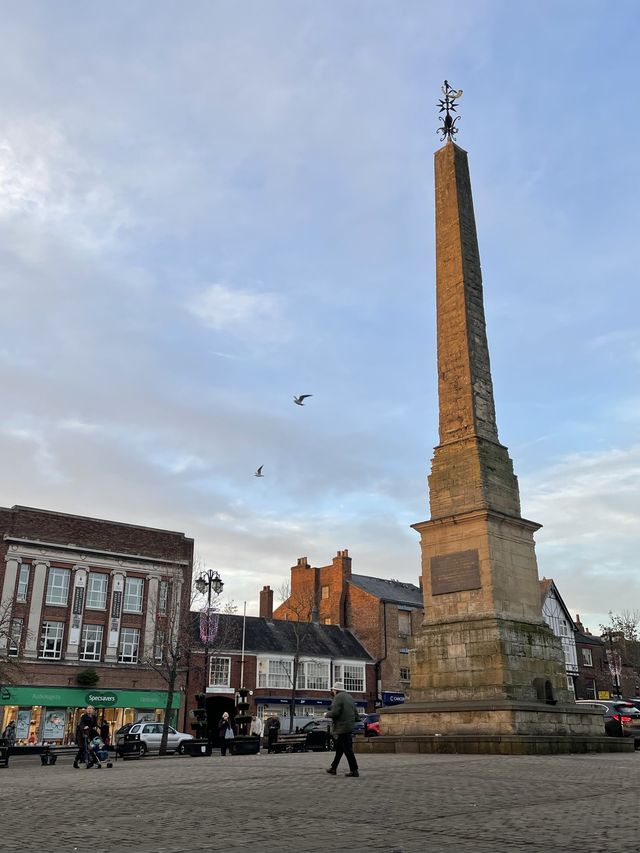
[2,720,16,748]
[265,715,280,753]
[325,681,360,777]
[218,712,235,756]
[74,706,97,768]
[250,714,264,744]
[100,719,110,746]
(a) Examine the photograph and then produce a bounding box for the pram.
[86,735,112,769]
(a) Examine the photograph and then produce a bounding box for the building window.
[582,648,593,667]
[323,617,331,625]
[398,610,411,636]
[118,627,140,663]
[209,657,231,687]
[8,618,23,657]
[80,624,104,661]
[123,577,144,613]
[158,580,169,614]
[334,663,365,693]
[560,619,568,636]
[45,568,70,606]
[39,622,64,659]
[304,661,330,691]
[584,678,596,700]
[16,564,30,602]
[321,585,330,600]
[400,666,411,681]
[258,659,292,689]
[154,631,164,662]
[86,573,108,609]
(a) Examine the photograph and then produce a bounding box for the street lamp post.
[195,569,224,748]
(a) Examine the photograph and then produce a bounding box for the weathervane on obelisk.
[437,80,463,141]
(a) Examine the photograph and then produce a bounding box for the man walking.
[325,680,360,778]
[265,715,280,753]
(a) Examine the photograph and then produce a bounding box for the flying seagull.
[254,465,264,477]
[293,394,312,406]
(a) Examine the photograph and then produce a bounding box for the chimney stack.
[259,585,273,619]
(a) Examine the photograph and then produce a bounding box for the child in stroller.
[86,735,112,769]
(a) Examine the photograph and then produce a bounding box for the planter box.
[230,736,261,756]
[185,739,211,757]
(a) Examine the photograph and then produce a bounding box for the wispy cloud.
[186,282,284,339]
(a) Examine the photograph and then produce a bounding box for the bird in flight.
[254,465,264,477]
[293,394,312,406]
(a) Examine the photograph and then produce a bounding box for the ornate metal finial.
[437,80,463,141]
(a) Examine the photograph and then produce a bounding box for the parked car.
[363,713,381,737]
[115,722,193,756]
[298,718,335,751]
[575,700,640,746]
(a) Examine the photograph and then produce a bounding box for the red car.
[363,713,380,737]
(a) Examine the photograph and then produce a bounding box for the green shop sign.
[85,691,118,706]
[0,685,179,710]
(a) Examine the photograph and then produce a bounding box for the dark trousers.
[221,738,232,756]
[330,733,358,773]
[267,730,278,753]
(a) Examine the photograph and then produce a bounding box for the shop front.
[0,685,180,746]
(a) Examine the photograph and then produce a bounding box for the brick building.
[267,550,423,706]
[573,615,609,700]
[0,504,193,743]
[185,612,374,742]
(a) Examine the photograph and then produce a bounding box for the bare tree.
[0,599,30,688]
[277,582,318,733]
[600,610,640,670]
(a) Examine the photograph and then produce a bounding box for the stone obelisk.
[377,84,618,753]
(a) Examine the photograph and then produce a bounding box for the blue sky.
[0,1,639,631]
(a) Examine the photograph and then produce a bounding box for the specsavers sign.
[85,691,118,706]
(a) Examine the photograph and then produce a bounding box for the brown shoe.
[345,771,359,777]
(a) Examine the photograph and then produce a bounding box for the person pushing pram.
[86,734,111,769]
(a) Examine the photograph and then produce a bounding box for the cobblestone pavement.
[3,749,640,852]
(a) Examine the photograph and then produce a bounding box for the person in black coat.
[73,706,97,768]
[218,712,235,756]
[265,715,280,753]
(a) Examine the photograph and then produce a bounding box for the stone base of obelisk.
[353,701,631,755]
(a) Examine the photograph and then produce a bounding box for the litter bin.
[117,732,142,760]
[0,738,9,769]
[185,738,211,757]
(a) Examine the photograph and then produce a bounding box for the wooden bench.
[40,745,78,765]
[272,734,308,753]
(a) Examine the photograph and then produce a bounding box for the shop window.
[123,577,144,613]
[582,648,593,667]
[400,666,411,681]
[39,621,64,659]
[321,585,330,600]
[80,624,104,661]
[46,568,70,606]
[16,564,30,602]
[8,618,23,656]
[158,580,169,614]
[209,657,231,686]
[86,573,108,609]
[334,663,364,692]
[118,627,140,663]
[398,610,411,636]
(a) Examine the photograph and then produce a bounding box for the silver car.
[116,722,193,756]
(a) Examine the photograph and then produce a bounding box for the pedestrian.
[218,712,235,756]
[250,714,264,747]
[73,706,97,768]
[265,715,280,753]
[2,720,16,748]
[325,681,360,778]
[100,718,110,746]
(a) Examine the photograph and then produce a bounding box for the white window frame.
[258,658,293,689]
[80,624,104,661]
[334,662,365,693]
[154,630,164,662]
[86,573,109,610]
[582,648,593,667]
[8,617,23,657]
[321,585,330,600]
[123,577,144,613]
[118,627,140,663]
[209,656,231,687]
[303,660,330,691]
[39,621,64,659]
[45,568,70,606]
[400,666,411,681]
[16,564,30,602]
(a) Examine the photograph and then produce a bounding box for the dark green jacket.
[326,690,359,734]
